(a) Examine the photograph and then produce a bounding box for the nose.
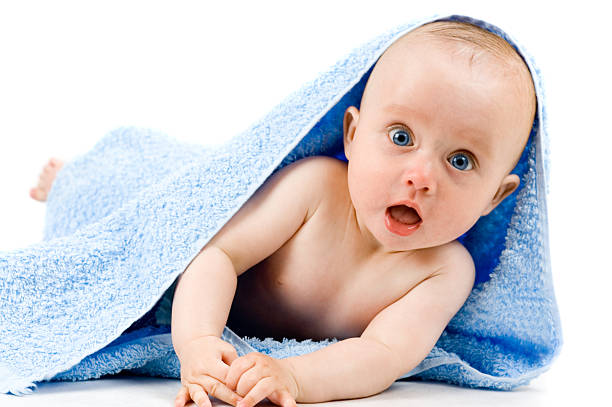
[402,155,436,194]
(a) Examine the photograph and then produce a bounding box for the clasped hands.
[175,336,299,407]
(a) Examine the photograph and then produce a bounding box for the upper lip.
[388,200,423,222]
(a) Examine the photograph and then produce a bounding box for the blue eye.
[449,153,473,171]
[389,128,413,146]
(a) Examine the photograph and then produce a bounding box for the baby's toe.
[37,169,49,183]
[37,177,47,189]
[49,158,63,168]
[29,187,46,202]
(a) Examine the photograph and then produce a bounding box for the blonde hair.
[411,21,521,62]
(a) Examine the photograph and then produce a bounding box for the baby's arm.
[172,246,237,354]
[171,247,244,407]
[172,156,328,407]
[173,156,327,346]
[281,242,475,403]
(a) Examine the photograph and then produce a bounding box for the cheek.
[347,159,388,209]
[436,188,485,229]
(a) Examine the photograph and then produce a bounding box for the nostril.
[406,179,431,192]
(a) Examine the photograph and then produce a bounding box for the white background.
[1,0,611,405]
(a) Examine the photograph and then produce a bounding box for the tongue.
[389,205,421,225]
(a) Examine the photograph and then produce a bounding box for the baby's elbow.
[361,337,406,384]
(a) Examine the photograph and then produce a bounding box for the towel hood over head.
[0,14,560,395]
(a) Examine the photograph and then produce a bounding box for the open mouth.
[384,204,422,236]
[389,205,422,225]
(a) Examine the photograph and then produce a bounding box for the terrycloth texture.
[0,14,561,395]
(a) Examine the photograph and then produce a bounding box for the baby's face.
[343,35,533,252]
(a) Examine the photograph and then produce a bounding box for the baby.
[30,21,536,407]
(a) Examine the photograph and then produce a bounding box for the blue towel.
[0,14,561,395]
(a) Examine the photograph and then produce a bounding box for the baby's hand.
[175,335,244,407]
[225,352,298,407]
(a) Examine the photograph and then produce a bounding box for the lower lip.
[384,208,421,236]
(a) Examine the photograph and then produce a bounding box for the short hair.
[411,21,522,64]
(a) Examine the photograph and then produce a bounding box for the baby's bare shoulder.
[425,240,475,286]
[285,155,348,200]
[289,155,347,178]
[401,241,474,293]
[203,156,345,274]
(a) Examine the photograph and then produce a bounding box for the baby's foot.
[29,158,64,202]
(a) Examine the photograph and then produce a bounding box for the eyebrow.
[457,131,492,158]
[384,103,493,157]
[385,103,412,115]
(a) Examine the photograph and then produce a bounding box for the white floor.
[2,1,611,406]
[0,352,596,407]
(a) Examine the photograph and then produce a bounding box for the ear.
[343,106,360,160]
[481,174,520,216]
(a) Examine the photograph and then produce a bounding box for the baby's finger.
[272,389,297,407]
[225,357,256,391]
[196,358,234,384]
[204,379,244,407]
[174,385,190,407]
[237,376,276,407]
[279,390,297,407]
[221,342,240,366]
[187,383,212,407]
[189,375,243,407]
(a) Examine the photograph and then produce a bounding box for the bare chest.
[227,197,431,341]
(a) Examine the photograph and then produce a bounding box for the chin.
[377,230,425,252]
[380,226,456,252]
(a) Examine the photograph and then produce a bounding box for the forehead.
[373,30,532,103]
[382,33,530,117]
[376,35,509,88]
[384,43,508,116]
[362,38,534,165]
